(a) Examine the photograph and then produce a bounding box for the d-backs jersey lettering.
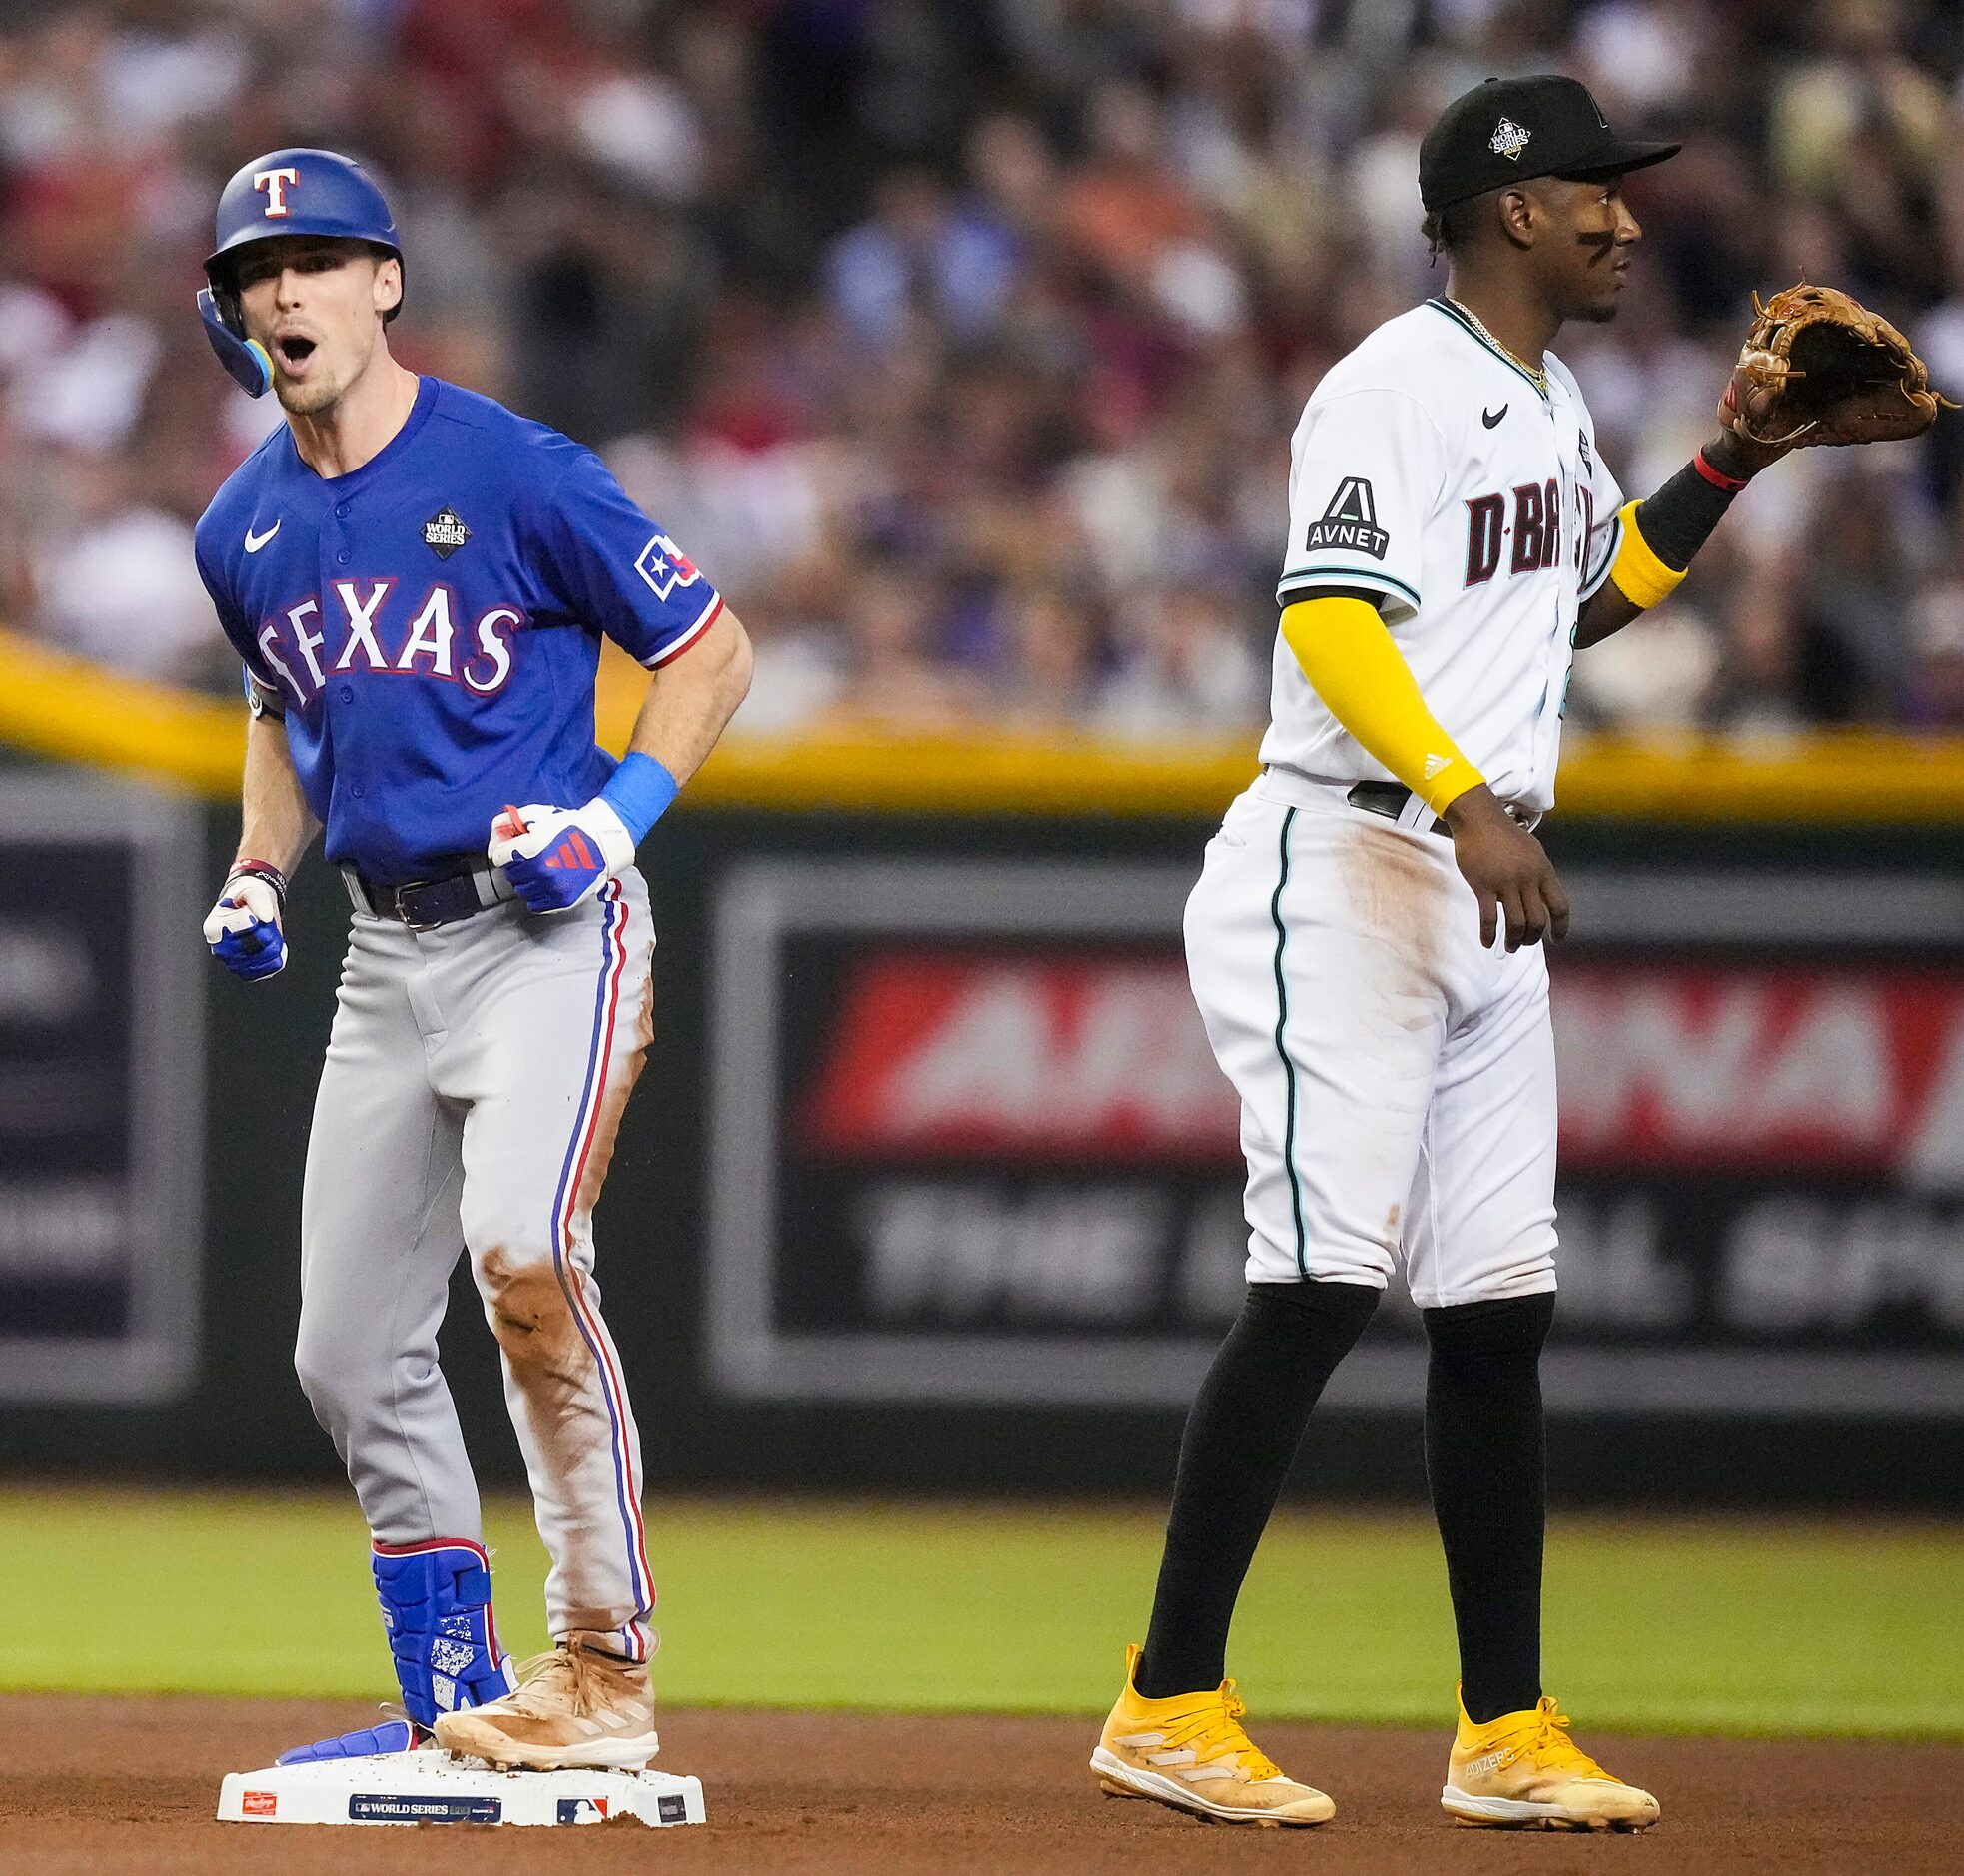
[194,376,722,884]
[1264,297,1622,813]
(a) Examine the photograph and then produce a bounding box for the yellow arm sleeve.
[1279,595,1483,816]
[1605,499,1687,611]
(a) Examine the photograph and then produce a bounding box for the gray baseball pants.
[294,868,657,1662]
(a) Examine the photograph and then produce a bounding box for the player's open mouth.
[275,334,319,371]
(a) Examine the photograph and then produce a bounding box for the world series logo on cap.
[1489,118,1531,160]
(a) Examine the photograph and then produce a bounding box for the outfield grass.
[2,1487,1958,1739]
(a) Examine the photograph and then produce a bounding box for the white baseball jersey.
[1261,296,1624,814]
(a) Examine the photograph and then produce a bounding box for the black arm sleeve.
[1630,460,1741,572]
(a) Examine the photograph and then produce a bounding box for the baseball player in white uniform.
[1092,75,1824,1832]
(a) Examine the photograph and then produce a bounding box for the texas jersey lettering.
[1267,296,1622,814]
[194,376,722,885]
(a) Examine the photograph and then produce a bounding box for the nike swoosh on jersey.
[244,519,282,552]
[1481,405,1507,428]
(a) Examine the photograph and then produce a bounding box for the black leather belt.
[341,859,513,929]
[1345,780,1535,833]
[1347,780,1448,834]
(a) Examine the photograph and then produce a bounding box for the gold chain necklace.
[1446,298,1548,393]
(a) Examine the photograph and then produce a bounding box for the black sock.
[1423,1291,1555,1724]
[1134,1280,1380,1700]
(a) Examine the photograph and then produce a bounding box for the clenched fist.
[204,861,289,980]
[489,800,635,914]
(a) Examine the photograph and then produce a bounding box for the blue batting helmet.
[198,148,404,397]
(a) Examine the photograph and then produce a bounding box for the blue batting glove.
[489,757,678,915]
[490,799,637,914]
[203,868,287,980]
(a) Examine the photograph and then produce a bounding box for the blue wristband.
[599,753,680,846]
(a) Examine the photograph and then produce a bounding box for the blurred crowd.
[5,0,1964,738]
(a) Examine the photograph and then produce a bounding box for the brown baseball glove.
[1719,284,1954,451]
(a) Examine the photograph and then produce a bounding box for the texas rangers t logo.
[254,167,300,216]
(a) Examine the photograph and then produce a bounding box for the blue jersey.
[194,377,722,884]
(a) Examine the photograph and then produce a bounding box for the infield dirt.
[3,1694,1960,1875]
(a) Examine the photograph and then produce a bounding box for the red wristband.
[1693,449,1750,494]
[228,858,289,907]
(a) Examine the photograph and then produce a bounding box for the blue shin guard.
[275,1538,515,1765]
[372,1538,516,1724]
[277,1717,417,1765]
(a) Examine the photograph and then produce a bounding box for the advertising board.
[707,857,1964,1417]
[0,777,203,1402]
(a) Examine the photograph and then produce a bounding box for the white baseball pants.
[294,868,658,1662]
[1185,775,1558,1309]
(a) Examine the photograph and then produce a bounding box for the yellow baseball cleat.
[1442,1688,1660,1831]
[1089,1643,1335,1827]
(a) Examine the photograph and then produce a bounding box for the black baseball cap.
[1419,75,1679,215]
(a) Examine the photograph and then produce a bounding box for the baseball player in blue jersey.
[193,149,751,1771]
